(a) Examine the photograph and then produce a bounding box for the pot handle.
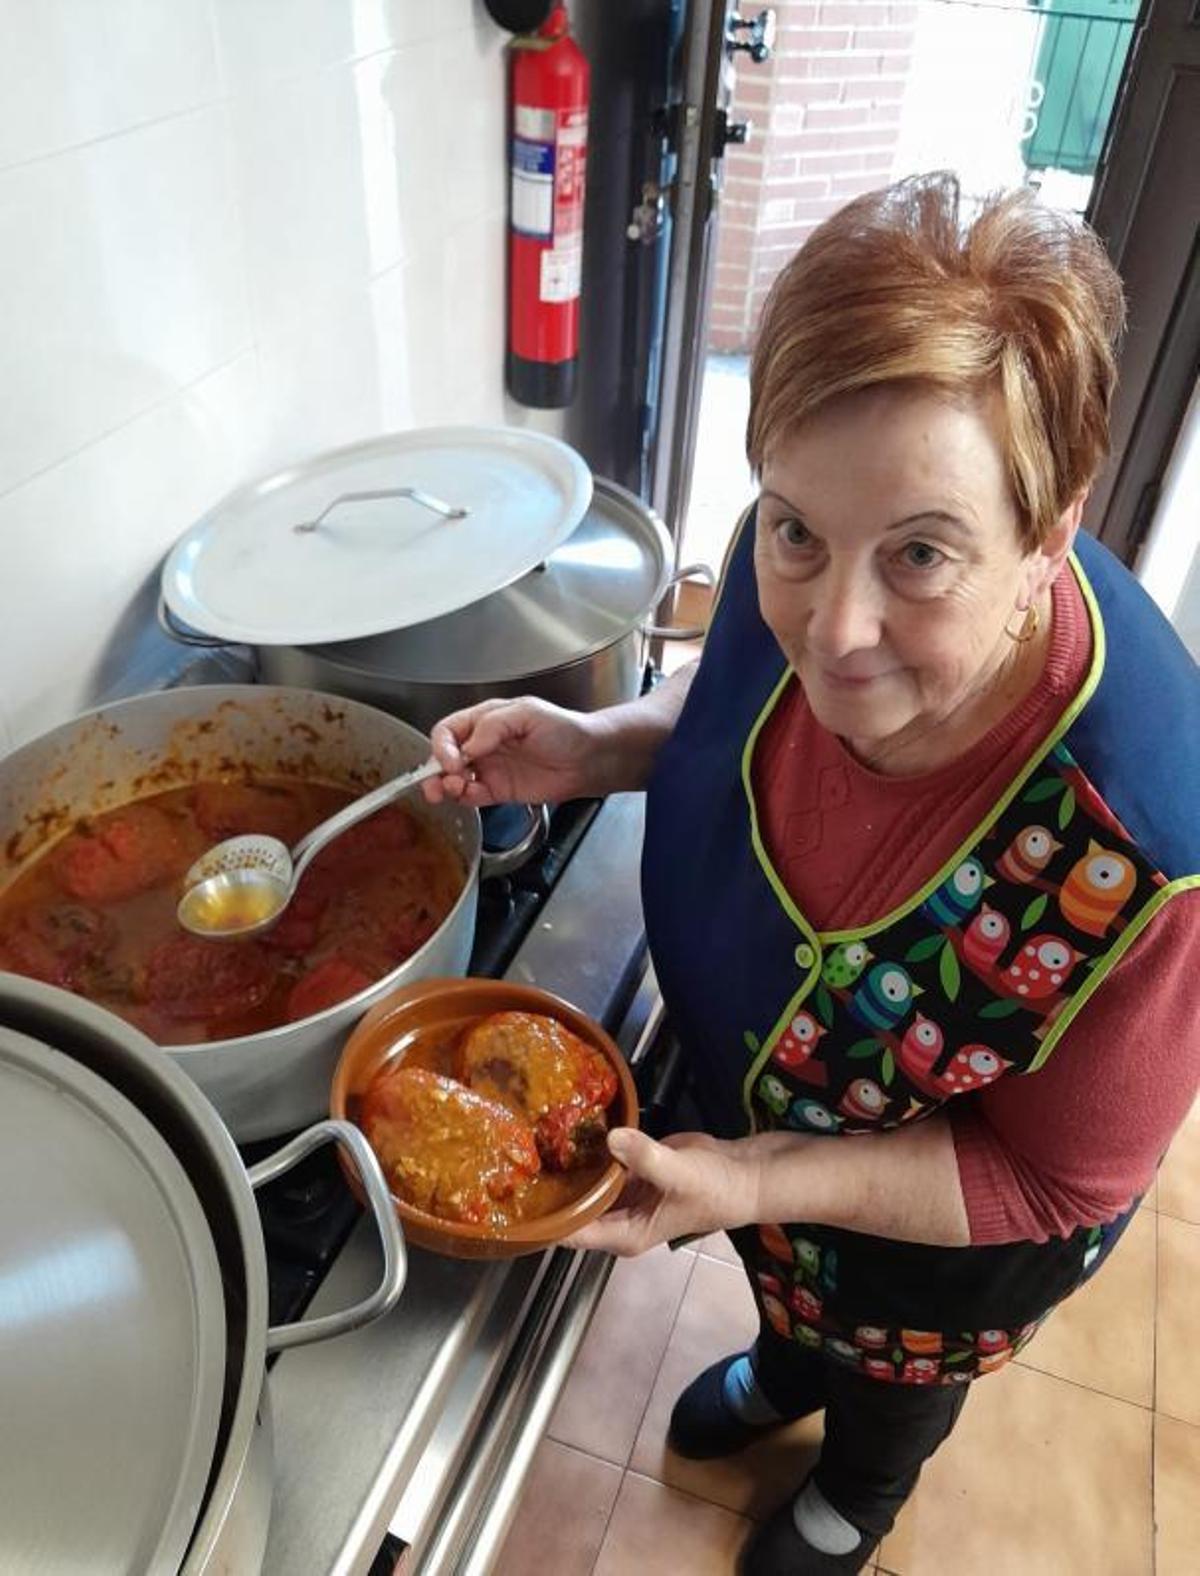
[480,802,551,880]
[157,591,230,649]
[641,562,716,641]
[247,1118,407,1353]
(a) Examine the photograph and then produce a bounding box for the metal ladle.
[177,759,445,941]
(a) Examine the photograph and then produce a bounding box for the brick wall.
[709,1,920,353]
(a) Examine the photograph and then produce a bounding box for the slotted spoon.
[177,759,444,940]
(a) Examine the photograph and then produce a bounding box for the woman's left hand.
[564,1128,760,1257]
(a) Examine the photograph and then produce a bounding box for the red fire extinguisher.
[507,4,589,408]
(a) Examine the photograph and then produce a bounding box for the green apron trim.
[1027,873,1200,1071]
[740,667,823,1122]
[739,550,1117,1120]
[743,550,1108,947]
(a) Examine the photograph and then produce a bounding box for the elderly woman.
[426,174,1200,1574]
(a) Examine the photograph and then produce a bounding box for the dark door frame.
[1086,0,1200,567]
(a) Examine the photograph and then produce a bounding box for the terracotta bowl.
[330,977,638,1259]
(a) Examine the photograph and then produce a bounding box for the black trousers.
[751,1322,969,1541]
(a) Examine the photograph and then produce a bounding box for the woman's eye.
[899,541,945,570]
[778,518,811,548]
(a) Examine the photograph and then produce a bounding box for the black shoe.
[738,1489,879,1575]
[667,1352,823,1460]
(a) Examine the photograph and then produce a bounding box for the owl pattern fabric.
[756,565,1200,1245]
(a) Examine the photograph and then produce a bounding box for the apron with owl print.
[642,511,1200,1385]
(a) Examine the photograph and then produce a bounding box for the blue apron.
[642,510,1200,1383]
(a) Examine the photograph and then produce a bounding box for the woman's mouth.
[820,667,892,689]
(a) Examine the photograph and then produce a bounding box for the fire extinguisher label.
[512,136,554,239]
[553,113,587,242]
[539,245,582,303]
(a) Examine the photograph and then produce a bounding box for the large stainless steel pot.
[0,685,541,1142]
[163,478,712,734]
[0,972,406,1575]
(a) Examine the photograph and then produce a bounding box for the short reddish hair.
[747,173,1126,547]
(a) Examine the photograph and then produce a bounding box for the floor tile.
[630,1254,823,1520]
[1015,1206,1156,1406]
[1158,1094,1200,1225]
[1156,1214,1200,1426]
[695,1231,743,1267]
[549,1245,696,1466]
[491,1438,622,1576]
[878,1363,1152,1575]
[594,1471,752,1576]
[1154,1414,1200,1576]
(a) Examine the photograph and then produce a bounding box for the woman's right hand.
[423,697,600,808]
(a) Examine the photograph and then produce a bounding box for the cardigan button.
[795,942,816,970]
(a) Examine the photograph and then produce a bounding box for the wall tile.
[0,353,262,744]
[0,7,549,741]
[253,265,414,463]
[208,0,480,95]
[0,0,220,171]
[225,70,383,338]
[209,0,400,93]
[0,107,252,496]
[431,24,508,231]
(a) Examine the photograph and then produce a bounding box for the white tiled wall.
[0,0,559,751]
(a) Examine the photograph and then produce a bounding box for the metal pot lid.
[161,426,593,646]
[0,1023,226,1575]
[296,476,675,684]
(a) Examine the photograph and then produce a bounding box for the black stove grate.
[242,798,603,1336]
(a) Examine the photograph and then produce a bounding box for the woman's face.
[754,385,1065,761]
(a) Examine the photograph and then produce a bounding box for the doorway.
[681,0,1142,578]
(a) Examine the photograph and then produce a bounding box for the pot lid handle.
[293,486,469,533]
[247,1119,407,1351]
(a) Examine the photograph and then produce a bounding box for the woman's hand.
[422,697,601,808]
[567,1117,972,1256]
[422,661,703,810]
[565,1128,761,1257]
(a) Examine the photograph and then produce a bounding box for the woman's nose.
[807,571,883,659]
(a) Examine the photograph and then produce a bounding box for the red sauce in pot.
[0,778,463,1042]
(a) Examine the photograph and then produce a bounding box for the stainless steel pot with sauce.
[0,685,542,1142]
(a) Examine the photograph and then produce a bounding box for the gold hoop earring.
[1005,605,1039,645]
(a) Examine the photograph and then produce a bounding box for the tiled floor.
[493,1096,1200,1575]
